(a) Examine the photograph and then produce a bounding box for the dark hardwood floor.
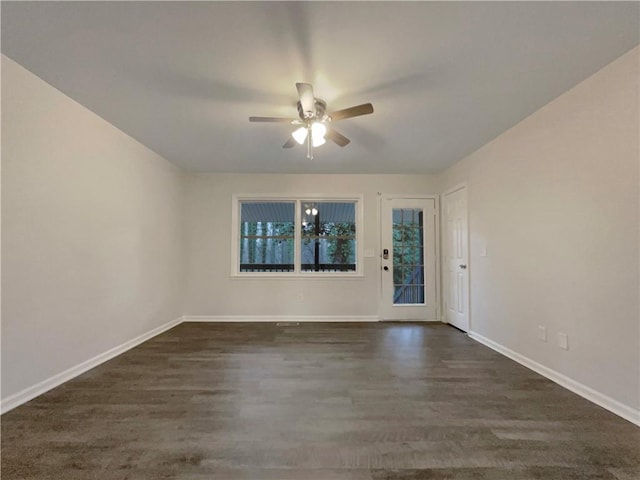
[2,322,639,479]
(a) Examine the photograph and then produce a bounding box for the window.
[233,197,362,276]
[301,201,356,272]
[239,202,295,272]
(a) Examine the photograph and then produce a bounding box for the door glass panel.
[392,208,425,304]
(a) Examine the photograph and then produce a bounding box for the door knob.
[459,264,467,269]
[383,266,389,271]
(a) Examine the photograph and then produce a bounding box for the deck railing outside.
[240,263,356,273]
[393,266,425,304]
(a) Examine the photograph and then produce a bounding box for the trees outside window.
[236,199,359,275]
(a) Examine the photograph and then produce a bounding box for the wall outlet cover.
[558,332,569,350]
[537,325,547,342]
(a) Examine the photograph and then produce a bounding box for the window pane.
[300,201,356,272]
[301,238,356,272]
[240,202,295,272]
[393,285,425,304]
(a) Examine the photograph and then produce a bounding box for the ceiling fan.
[249,83,374,159]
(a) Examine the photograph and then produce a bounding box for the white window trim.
[231,194,364,278]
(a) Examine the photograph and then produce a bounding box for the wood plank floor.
[2,322,639,479]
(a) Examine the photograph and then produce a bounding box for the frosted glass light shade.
[292,127,308,145]
[311,121,327,139]
[312,135,326,147]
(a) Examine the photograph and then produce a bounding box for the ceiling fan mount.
[297,98,326,121]
[249,83,374,159]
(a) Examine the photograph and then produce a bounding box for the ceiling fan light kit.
[249,83,374,160]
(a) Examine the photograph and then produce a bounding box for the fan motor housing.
[297,99,326,121]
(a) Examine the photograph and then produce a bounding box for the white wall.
[184,173,439,317]
[1,56,186,403]
[439,47,639,414]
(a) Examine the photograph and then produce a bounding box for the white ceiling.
[2,1,638,174]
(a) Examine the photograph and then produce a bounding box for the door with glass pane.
[380,197,437,320]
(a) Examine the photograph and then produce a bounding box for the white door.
[443,186,469,331]
[379,197,437,321]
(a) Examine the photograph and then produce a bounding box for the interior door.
[380,197,437,321]
[443,186,469,331]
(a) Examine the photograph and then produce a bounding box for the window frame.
[231,194,364,278]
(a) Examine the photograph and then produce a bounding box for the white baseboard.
[468,331,640,427]
[183,315,379,323]
[1,317,183,415]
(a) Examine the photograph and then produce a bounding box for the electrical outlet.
[557,332,569,350]
[537,325,547,342]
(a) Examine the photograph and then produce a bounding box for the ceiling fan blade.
[326,129,351,147]
[329,103,374,122]
[249,116,295,123]
[283,137,296,148]
[296,82,316,118]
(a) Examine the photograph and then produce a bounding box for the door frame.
[378,194,440,321]
[441,183,470,331]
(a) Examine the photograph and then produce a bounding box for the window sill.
[230,272,365,280]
